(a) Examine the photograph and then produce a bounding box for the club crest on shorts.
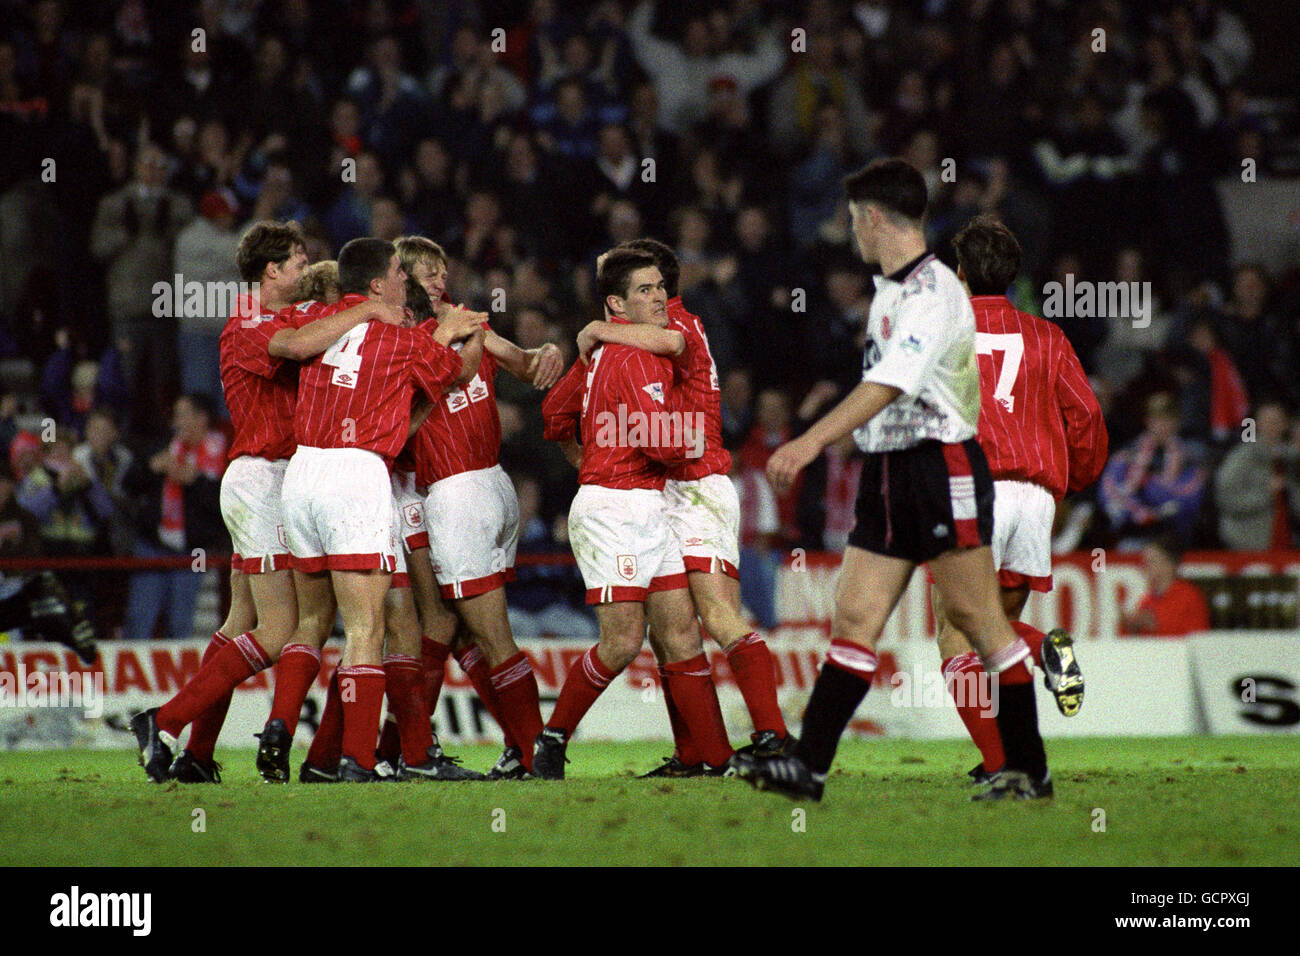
[616,554,637,581]
[881,314,891,339]
[276,525,288,548]
[404,504,423,528]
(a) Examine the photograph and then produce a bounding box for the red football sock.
[661,654,733,767]
[185,631,231,763]
[268,643,321,735]
[942,652,1005,772]
[489,652,544,771]
[305,669,343,770]
[1011,621,1045,669]
[660,666,698,765]
[724,633,787,736]
[455,645,516,750]
[339,664,386,771]
[421,635,451,712]
[157,632,270,739]
[547,645,618,736]
[384,654,434,766]
[376,714,401,764]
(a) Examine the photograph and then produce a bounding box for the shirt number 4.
[322,323,370,389]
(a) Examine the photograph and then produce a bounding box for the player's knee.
[600,630,643,671]
[832,597,881,642]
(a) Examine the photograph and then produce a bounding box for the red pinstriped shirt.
[411,317,501,485]
[665,296,731,481]
[542,330,696,490]
[291,294,462,466]
[218,297,328,462]
[971,295,1108,500]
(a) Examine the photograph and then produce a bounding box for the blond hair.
[293,260,342,304]
[394,235,447,275]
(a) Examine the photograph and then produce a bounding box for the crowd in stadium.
[1,0,1297,643]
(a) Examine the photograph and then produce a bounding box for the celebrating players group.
[132,158,1104,801]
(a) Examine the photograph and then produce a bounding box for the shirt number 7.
[975,332,1023,413]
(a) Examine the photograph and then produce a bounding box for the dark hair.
[843,158,928,221]
[597,248,659,306]
[338,238,396,296]
[618,237,680,298]
[235,220,306,282]
[953,215,1022,294]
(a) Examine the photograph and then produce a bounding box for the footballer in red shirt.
[934,215,1109,782]
[131,223,409,783]
[536,247,734,779]
[388,236,564,778]
[575,238,791,773]
[278,237,476,781]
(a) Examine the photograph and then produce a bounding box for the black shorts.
[847,437,994,564]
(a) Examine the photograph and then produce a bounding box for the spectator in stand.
[1120,535,1211,637]
[719,367,753,448]
[740,388,807,547]
[398,137,458,244]
[323,149,384,250]
[73,407,134,556]
[1214,400,1300,551]
[769,26,876,160]
[345,33,430,166]
[729,447,781,630]
[173,188,242,416]
[121,393,227,640]
[625,0,786,135]
[0,459,41,556]
[1213,264,1296,409]
[789,102,860,249]
[1099,392,1207,549]
[1168,313,1249,446]
[15,427,102,556]
[532,76,603,162]
[89,142,193,438]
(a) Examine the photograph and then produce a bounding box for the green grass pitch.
[2,736,1296,866]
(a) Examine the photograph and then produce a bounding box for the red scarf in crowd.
[1209,347,1249,442]
[159,431,226,550]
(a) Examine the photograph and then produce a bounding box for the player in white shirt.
[734,159,1053,802]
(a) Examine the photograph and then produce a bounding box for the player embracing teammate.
[537,247,735,778]
[577,239,791,774]
[131,223,411,781]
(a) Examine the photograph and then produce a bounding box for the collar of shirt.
[882,250,932,284]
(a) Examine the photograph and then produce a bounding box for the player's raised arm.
[267,300,405,361]
[576,319,685,361]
